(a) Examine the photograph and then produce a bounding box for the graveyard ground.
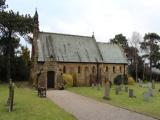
[0,83,76,120]
[68,83,160,119]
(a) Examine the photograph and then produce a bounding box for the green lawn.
[0,83,76,120]
[68,84,160,119]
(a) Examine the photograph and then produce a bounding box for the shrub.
[114,75,123,85]
[114,75,128,85]
[62,74,73,88]
[128,75,135,85]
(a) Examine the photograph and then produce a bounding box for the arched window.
[63,66,66,73]
[120,66,122,73]
[113,66,115,73]
[78,66,81,74]
[106,66,108,72]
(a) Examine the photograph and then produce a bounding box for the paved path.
[47,90,157,120]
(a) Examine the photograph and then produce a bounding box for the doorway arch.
[47,71,55,88]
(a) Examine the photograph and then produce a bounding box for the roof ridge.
[39,31,92,38]
[97,42,118,45]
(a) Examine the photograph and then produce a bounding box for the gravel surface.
[47,90,157,120]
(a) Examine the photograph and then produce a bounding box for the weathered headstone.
[143,92,150,102]
[138,78,143,87]
[118,85,122,91]
[129,89,133,97]
[91,83,95,88]
[147,82,152,88]
[129,89,136,98]
[125,86,128,92]
[103,79,110,100]
[152,80,155,89]
[115,86,119,95]
[97,83,100,90]
[143,87,154,101]
[148,88,154,97]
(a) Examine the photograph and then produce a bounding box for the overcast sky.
[6,0,160,43]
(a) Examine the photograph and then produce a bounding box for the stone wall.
[102,64,128,84]
[57,62,128,86]
[36,58,58,89]
[58,63,97,86]
[36,61,128,89]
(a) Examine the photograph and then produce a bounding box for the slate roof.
[37,32,102,62]
[37,32,128,64]
[97,42,128,64]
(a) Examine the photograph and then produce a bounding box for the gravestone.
[125,86,128,92]
[143,87,154,101]
[103,79,110,100]
[147,82,152,88]
[143,92,150,102]
[152,80,155,89]
[91,83,95,88]
[97,83,100,90]
[138,78,143,87]
[118,85,122,91]
[129,89,136,98]
[146,82,154,96]
[115,86,119,95]
[148,88,154,97]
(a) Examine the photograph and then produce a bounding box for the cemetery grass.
[68,84,160,119]
[0,83,76,120]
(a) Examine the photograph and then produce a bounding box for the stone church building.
[31,11,128,89]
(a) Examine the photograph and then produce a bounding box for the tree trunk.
[149,40,153,82]
[136,62,138,82]
[142,63,145,81]
[7,31,12,82]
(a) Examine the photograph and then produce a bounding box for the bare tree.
[130,32,142,82]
